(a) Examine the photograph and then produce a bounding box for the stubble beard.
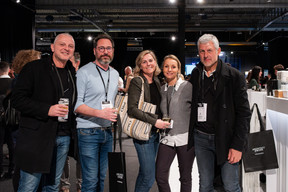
[97,55,113,65]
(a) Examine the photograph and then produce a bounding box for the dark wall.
[0,0,34,63]
[268,37,288,70]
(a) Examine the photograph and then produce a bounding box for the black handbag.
[243,104,279,172]
[108,115,127,192]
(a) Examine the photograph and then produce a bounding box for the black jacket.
[188,59,251,165]
[127,74,161,127]
[11,57,76,173]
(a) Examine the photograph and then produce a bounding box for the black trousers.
[156,143,195,192]
[0,122,14,173]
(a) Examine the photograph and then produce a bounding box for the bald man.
[11,33,77,192]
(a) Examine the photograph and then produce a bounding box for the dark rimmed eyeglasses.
[97,46,113,53]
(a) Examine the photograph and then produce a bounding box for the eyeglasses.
[97,46,113,53]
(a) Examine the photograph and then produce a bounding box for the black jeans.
[156,144,195,192]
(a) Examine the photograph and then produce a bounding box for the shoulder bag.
[115,76,156,141]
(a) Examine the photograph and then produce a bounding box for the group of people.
[1,32,251,192]
[246,63,285,91]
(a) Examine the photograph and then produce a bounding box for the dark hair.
[250,66,262,83]
[93,33,115,48]
[273,64,284,71]
[0,61,10,73]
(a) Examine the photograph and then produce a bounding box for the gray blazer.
[127,74,161,126]
[160,79,192,135]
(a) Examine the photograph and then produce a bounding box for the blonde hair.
[133,50,161,77]
[12,49,41,74]
[162,54,181,75]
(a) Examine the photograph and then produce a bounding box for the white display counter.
[247,89,267,116]
[266,96,288,192]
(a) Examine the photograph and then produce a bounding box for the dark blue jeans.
[194,129,241,192]
[77,128,112,192]
[133,132,159,192]
[18,136,70,192]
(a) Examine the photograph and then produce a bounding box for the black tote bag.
[243,104,279,173]
[108,115,127,192]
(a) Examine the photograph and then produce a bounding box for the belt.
[94,127,111,131]
[194,129,215,136]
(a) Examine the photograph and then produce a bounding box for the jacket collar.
[195,59,231,100]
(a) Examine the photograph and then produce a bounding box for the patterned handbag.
[115,77,156,141]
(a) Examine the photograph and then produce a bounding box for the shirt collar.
[203,68,216,77]
[164,77,184,91]
[0,74,11,78]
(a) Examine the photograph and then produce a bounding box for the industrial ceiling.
[18,0,288,42]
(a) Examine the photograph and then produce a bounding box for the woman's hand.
[155,119,171,129]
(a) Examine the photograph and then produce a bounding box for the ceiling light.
[16,0,20,3]
[171,36,176,41]
[169,0,176,3]
[197,0,204,3]
[231,51,234,54]
[87,36,93,41]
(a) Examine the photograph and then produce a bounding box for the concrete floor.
[0,135,265,192]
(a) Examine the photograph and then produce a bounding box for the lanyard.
[96,65,110,102]
[201,70,205,103]
[201,69,217,103]
[53,63,71,97]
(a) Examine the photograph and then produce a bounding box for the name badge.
[101,100,113,109]
[198,103,207,122]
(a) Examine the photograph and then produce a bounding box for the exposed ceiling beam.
[247,11,288,41]
[36,3,288,9]
[69,9,108,35]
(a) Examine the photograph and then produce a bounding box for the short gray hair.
[53,33,74,44]
[197,34,219,50]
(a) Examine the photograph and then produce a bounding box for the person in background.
[118,76,124,92]
[11,33,76,191]
[248,66,262,90]
[8,49,42,190]
[74,33,119,192]
[70,52,81,71]
[0,61,13,180]
[273,64,284,79]
[120,66,133,93]
[60,52,82,192]
[12,49,42,78]
[188,34,251,192]
[127,50,170,192]
[156,55,195,192]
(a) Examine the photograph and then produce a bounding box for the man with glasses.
[74,33,119,192]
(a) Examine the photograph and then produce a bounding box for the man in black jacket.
[11,33,76,192]
[188,34,251,192]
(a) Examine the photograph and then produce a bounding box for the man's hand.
[227,148,242,164]
[99,108,118,122]
[48,104,68,117]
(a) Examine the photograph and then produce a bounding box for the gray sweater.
[160,79,192,135]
